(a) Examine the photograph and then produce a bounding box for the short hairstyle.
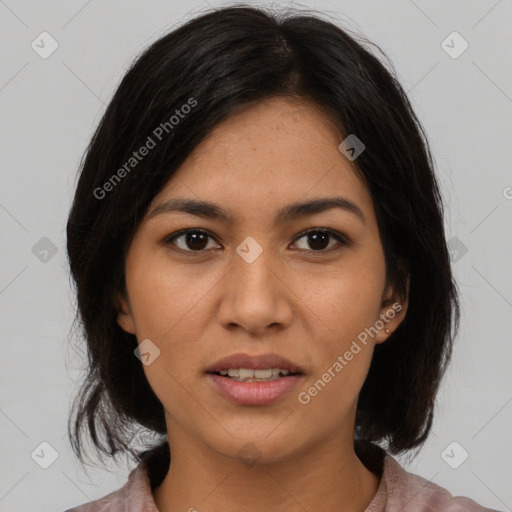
[66,4,460,469]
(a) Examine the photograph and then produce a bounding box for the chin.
[207,431,303,468]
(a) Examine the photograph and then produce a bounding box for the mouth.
[206,352,304,376]
[207,368,302,382]
[205,352,305,405]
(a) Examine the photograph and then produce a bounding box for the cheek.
[126,249,218,340]
[295,268,382,417]
[299,255,385,344]
[125,251,214,391]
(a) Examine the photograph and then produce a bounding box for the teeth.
[239,368,254,379]
[217,368,293,381]
[255,369,272,378]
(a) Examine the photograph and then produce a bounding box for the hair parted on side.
[65,3,460,470]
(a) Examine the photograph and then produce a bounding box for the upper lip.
[206,353,304,374]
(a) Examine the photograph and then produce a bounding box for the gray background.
[0,1,511,511]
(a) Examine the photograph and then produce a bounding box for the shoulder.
[375,453,502,512]
[63,442,169,512]
[63,463,158,512]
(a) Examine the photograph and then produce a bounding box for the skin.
[116,96,408,512]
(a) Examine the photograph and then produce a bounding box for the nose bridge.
[232,236,278,297]
[218,236,291,332]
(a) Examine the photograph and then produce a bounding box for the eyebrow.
[146,196,366,225]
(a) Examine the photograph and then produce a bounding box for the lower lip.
[207,373,304,405]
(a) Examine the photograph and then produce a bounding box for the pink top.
[64,449,501,512]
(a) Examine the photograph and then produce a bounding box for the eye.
[164,228,350,255]
[291,228,350,252]
[164,229,220,254]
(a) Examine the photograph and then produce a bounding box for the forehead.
[148,97,375,227]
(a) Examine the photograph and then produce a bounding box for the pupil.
[187,232,208,250]
[309,231,328,250]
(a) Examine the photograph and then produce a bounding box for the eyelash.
[164,228,350,256]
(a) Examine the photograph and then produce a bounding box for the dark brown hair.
[66,4,460,470]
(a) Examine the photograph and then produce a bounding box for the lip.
[207,373,305,405]
[205,352,304,373]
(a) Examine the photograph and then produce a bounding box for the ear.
[374,275,409,344]
[115,290,136,335]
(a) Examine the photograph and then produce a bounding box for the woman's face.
[116,96,407,464]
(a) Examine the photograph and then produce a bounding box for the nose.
[216,246,293,336]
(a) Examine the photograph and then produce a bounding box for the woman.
[64,5,500,511]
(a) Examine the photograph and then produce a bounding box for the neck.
[151,434,381,512]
